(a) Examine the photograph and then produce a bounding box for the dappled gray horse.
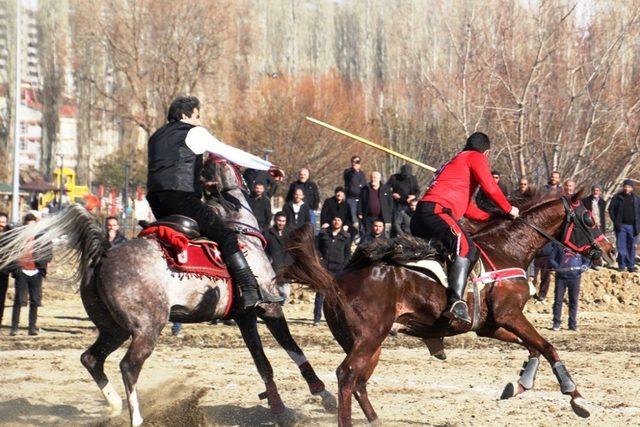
[0,159,335,427]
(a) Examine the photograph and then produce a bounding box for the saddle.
[138,215,231,279]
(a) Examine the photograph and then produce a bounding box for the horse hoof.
[500,382,516,400]
[571,397,591,418]
[318,390,338,414]
[433,350,447,361]
[275,407,301,427]
[370,418,383,426]
[108,405,122,418]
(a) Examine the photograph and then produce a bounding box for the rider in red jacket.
[410,132,519,323]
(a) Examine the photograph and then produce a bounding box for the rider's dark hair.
[167,96,200,122]
[463,132,491,153]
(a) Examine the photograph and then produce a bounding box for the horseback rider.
[410,132,519,324]
[146,95,284,312]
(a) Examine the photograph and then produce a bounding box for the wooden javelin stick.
[305,116,437,172]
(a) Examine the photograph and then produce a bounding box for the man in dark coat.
[608,179,640,272]
[581,184,607,233]
[265,212,290,274]
[243,167,278,197]
[0,212,11,331]
[387,165,421,237]
[393,199,418,237]
[476,170,509,213]
[315,216,351,325]
[343,155,367,229]
[358,171,393,235]
[320,186,353,234]
[248,182,273,231]
[106,216,127,248]
[10,214,52,336]
[284,188,311,229]
[285,168,320,223]
[358,219,386,247]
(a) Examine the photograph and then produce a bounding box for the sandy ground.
[1,282,639,426]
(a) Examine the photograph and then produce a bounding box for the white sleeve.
[185,126,272,171]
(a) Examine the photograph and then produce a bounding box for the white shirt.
[184,125,272,171]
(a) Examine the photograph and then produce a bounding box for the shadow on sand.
[0,397,92,425]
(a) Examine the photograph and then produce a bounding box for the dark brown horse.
[285,191,616,426]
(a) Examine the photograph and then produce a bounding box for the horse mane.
[346,235,448,270]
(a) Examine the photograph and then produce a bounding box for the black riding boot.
[225,251,264,310]
[444,256,472,324]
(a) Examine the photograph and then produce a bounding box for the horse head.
[201,155,245,194]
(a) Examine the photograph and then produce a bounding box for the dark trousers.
[616,224,637,270]
[552,277,581,330]
[533,256,552,299]
[313,293,325,323]
[12,271,43,331]
[0,273,8,326]
[147,190,240,259]
[410,202,478,260]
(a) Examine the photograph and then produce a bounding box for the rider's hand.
[268,166,285,181]
[509,206,520,219]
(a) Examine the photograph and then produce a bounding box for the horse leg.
[259,305,337,413]
[498,314,591,418]
[478,327,542,399]
[422,337,446,360]
[120,329,162,427]
[352,346,382,426]
[337,339,384,427]
[80,328,130,416]
[235,311,293,424]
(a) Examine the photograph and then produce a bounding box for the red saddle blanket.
[139,225,231,279]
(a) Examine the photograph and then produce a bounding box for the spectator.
[10,214,52,336]
[608,179,640,272]
[393,199,418,237]
[244,167,278,197]
[248,182,273,231]
[581,184,607,233]
[320,186,353,233]
[284,188,311,229]
[358,171,393,235]
[512,177,530,198]
[533,242,554,303]
[315,216,351,325]
[0,212,11,331]
[359,219,386,247]
[285,168,320,226]
[343,155,367,229]
[544,171,562,191]
[549,245,590,331]
[106,216,127,248]
[476,170,509,213]
[386,165,420,235]
[563,179,575,196]
[134,189,153,223]
[265,212,292,303]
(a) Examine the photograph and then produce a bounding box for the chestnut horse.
[285,190,615,426]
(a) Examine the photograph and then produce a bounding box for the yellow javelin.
[305,116,436,172]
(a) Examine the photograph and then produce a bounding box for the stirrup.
[444,300,472,324]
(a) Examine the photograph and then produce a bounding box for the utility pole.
[11,0,21,223]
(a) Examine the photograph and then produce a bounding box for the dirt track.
[1,271,639,426]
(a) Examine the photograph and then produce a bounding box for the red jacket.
[421,150,511,221]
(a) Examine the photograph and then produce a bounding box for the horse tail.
[0,204,109,288]
[285,224,341,303]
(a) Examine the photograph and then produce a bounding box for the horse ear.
[572,187,586,203]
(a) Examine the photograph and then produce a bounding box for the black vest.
[147,121,202,195]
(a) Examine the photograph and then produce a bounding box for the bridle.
[203,156,268,249]
[517,196,604,260]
